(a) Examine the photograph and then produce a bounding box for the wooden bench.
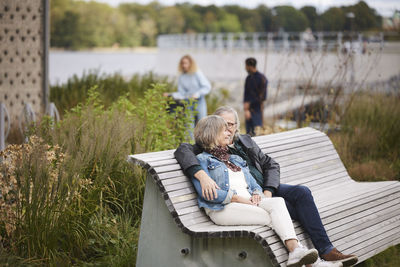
[129,127,400,267]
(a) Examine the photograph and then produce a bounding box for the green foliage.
[321,8,346,31]
[300,6,318,31]
[158,6,185,34]
[0,83,194,265]
[274,6,309,32]
[50,71,173,115]
[342,1,382,31]
[50,1,386,49]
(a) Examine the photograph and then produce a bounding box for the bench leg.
[136,175,278,267]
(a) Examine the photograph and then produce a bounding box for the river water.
[49,50,158,85]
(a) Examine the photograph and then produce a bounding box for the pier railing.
[157,31,385,53]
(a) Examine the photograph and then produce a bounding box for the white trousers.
[206,197,297,242]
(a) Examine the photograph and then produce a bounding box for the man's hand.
[263,190,272,198]
[244,110,252,120]
[194,170,220,200]
[250,194,262,205]
[244,102,251,120]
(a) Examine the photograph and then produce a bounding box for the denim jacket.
[193,152,264,211]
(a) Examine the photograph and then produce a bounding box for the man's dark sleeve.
[174,143,203,176]
[243,135,280,191]
[263,76,268,101]
[260,155,280,193]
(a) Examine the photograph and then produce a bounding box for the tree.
[158,6,185,34]
[139,16,157,46]
[274,6,309,32]
[300,6,319,31]
[342,1,382,31]
[219,13,241,32]
[176,3,206,33]
[256,5,274,32]
[51,10,81,49]
[321,7,346,31]
[224,5,263,32]
[203,10,219,32]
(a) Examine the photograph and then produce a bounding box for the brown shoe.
[321,248,358,267]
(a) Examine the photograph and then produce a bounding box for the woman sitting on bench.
[192,115,338,267]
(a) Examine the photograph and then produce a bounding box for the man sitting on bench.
[174,106,358,267]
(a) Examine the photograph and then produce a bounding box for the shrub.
[50,71,174,115]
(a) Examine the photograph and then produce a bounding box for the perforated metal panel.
[0,0,48,128]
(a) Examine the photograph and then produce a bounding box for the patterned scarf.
[207,146,241,172]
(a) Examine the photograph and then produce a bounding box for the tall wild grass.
[330,92,400,182]
[0,84,193,265]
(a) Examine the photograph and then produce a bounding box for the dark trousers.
[275,184,334,255]
[245,110,263,136]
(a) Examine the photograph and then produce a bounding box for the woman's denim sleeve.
[191,177,233,204]
[192,156,233,204]
[248,172,263,196]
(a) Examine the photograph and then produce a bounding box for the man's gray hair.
[214,106,240,141]
[194,115,227,150]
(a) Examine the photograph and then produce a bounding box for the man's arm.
[174,143,202,172]
[174,143,220,200]
[240,135,280,196]
[243,77,252,120]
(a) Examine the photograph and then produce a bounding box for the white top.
[228,168,252,199]
[204,168,251,215]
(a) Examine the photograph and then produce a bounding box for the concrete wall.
[0,0,48,129]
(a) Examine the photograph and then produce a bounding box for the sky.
[92,0,399,17]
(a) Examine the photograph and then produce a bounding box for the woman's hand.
[195,170,220,200]
[231,195,255,205]
[163,92,170,97]
[250,194,262,205]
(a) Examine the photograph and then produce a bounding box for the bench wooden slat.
[255,131,324,148]
[261,136,330,154]
[335,215,400,249]
[266,139,332,158]
[354,232,400,263]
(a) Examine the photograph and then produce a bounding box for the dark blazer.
[174,134,280,191]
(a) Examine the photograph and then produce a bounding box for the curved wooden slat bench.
[129,127,400,267]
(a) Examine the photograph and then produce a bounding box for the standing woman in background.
[167,55,211,125]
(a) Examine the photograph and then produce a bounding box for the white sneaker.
[312,258,343,267]
[287,247,318,267]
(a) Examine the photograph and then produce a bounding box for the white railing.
[157,31,385,53]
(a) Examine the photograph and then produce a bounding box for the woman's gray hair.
[194,115,227,150]
[214,106,240,141]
